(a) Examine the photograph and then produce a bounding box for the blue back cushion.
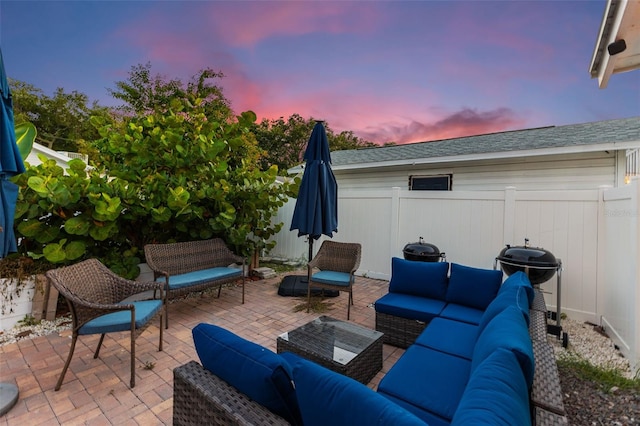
[500,271,535,306]
[192,323,302,425]
[389,257,449,299]
[451,348,531,425]
[471,306,535,387]
[478,284,531,332]
[280,352,426,426]
[446,263,502,310]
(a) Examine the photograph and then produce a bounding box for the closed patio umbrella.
[0,48,25,258]
[279,121,338,297]
[290,120,338,261]
[0,47,26,416]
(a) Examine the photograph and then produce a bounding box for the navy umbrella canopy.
[0,48,26,258]
[290,121,338,261]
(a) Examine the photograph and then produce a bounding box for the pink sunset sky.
[1,1,639,145]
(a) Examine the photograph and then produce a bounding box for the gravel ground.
[2,314,639,425]
[551,318,639,426]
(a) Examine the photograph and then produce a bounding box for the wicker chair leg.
[217,284,222,298]
[94,334,106,359]
[55,333,78,391]
[130,327,136,388]
[241,276,245,304]
[347,294,351,320]
[159,311,164,351]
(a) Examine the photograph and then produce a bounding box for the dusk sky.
[1,1,639,145]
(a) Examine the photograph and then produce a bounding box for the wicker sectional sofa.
[172,259,557,425]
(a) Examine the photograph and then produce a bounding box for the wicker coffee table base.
[277,318,384,384]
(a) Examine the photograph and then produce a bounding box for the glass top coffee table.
[276,316,384,384]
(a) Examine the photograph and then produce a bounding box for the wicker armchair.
[307,241,362,320]
[46,259,165,390]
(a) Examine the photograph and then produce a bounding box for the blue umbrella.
[290,121,338,261]
[0,48,26,258]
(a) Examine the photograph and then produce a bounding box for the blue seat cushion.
[163,267,241,290]
[479,283,531,331]
[192,323,302,425]
[500,271,535,306]
[472,305,535,387]
[439,303,484,325]
[280,352,425,426]
[380,393,450,426]
[79,300,162,335]
[414,317,479,360]
[378,344,470,421]
[389,257,449,299]
[375,293,446,323]
[311,270,351,286]
[446,263,502,310]
[451,348,531,425]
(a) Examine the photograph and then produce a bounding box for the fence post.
[632,178,640,372]
[390,187,401,259]
[503,186,516,245]
[596,185,610,325]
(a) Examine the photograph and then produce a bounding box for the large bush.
[13,101,297,278]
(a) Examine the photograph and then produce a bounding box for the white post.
[503,186,516,246]
[390,187,401,259]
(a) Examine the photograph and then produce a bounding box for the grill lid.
[403,237,441,256]
[497,238,558,269]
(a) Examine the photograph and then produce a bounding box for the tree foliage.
[12,66,297,277]
[252,114,376,171]
[9,79,112,154]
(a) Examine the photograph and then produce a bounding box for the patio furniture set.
[172,256,568,425]
[44,237,567,425]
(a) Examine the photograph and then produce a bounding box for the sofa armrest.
[173,361,290,426]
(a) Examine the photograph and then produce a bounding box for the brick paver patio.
[0,272,403,425]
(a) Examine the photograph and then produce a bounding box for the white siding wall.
[268,181,640,370]
[334,151,617,191]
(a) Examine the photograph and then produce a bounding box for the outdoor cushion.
[311,270,351,286]
[499,271,535,306]
[280,352,425,426]
[377,344,470,421]
[439,303,484,325]
[192,323,302,425]
[375,293,446,323]
[451,348,531,425]
[79,300,163,335]
[446,263,502,310]
[479,282,531,331]
[162,267,241,290]
[380,393,450,426]
[389,257,449,299]
[471,305,535,387]
[414,317,479,360]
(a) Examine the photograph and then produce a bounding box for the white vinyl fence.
[267,180,640,372]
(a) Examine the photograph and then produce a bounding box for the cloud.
[357,108,527,144]
[208,2,383,48]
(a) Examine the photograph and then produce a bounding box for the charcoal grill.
[495,238,568,347]
[403,237,445,262]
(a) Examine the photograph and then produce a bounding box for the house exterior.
[590,0,640,88]
[25,142,85,169]
[316,117,640,191]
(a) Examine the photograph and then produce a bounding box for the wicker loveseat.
[172,261,565,425]
[144,238,245,327]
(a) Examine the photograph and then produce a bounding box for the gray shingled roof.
[329,117,640,168]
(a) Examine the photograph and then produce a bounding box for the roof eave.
[330,141,640,172]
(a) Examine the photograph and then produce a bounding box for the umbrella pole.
[308,239,314,263]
